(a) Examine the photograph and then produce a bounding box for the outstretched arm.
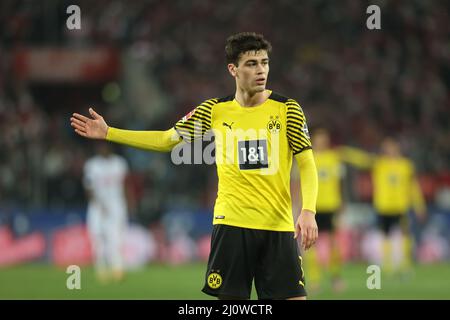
[70,108,182,152]
[106,127,182,152]
[338,146,375,169]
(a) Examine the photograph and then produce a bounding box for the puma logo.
[223,122,234,130]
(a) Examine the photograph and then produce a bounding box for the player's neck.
[235,88,270,107]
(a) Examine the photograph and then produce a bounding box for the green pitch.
[0,262,449,299]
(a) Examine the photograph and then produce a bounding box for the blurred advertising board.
[13,47,120,83]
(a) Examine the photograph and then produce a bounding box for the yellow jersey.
[315,150,343,213]
[174,91,312,231]
[373,156,419,215]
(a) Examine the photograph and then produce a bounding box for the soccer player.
[304,128,345,293]
[341,138,427,276]
[71,32,318,300]
[83,141,129,283]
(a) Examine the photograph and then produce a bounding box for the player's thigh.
[255,231,307,300]
[104,217,126,246]
[202,225,257,299]
[87,208,105,239]
[399,215,410,234]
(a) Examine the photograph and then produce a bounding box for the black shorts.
[378,214,408,234]
[201,224,307,300]
[315,212,335,232]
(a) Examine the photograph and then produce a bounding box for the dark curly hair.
[225,32,272,66]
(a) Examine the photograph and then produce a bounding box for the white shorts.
[87,202,127,237]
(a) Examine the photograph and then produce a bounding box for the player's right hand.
[71,107,109,140]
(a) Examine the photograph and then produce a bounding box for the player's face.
[381,138,400,157]
[228,50,269,94]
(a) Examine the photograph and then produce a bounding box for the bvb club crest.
[267,115,281,133]
[207,272,223,289]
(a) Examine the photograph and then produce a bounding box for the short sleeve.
[286,99,312,155]
[174,98,217,142]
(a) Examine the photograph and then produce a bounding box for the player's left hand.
[295,209,318,251]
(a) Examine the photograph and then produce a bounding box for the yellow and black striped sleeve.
[286,99,312,155]
[174,98,217,143]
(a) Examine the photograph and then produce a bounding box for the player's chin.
[253,85,266,92]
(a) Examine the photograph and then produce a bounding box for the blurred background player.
[304,128,345,293]
[341,138,427,277]
[83,141,130,283]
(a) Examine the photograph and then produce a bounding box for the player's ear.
[227,63,237,77]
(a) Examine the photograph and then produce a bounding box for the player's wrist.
[301,208,316,215]
[104,126,111,140]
